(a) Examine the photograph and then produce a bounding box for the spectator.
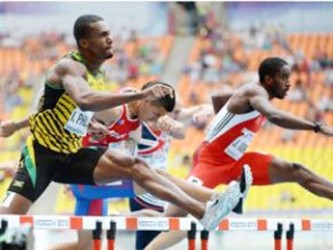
[317,86,333,112]
[324,65,333,87]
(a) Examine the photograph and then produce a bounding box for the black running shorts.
[7,139,106,202]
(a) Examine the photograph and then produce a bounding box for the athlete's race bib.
[64,107,94,136]
[225,128,254,160]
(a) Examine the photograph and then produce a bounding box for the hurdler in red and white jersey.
[189,99,273,188]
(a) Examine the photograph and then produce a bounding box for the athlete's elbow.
[76,97,94,111]
[267,113,284,125]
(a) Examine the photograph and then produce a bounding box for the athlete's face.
[84,21,114,59]
[268,65,291,99]
[138,101,168,123]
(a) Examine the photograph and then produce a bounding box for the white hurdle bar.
[0,215,332,232]
[1,215,333,250]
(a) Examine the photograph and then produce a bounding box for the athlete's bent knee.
[131,158,152,181]
[286,162,301,180]
[133,157,149,166]
[292,163,304,170]
[290,163,311,184]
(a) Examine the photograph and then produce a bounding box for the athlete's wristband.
[313,122,322,133]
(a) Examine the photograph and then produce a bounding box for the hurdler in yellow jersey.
[6,45,173,205]
[29,51,106,154]
[7,51,110,202]
[2,14,176,217]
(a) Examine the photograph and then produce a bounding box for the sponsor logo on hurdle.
[229,221,257,231]
[311,221,333,231]
[220,218,268,231]
[34,218,69,229]
[137,218,169,231]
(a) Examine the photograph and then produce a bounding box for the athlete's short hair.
[258,57,288,82]
[141,81,176,112]
[73,14,104,46]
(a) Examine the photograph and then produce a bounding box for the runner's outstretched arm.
[0,117,29,137]
[248,86,333,134]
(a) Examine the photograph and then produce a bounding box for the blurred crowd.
[181,21,333,144]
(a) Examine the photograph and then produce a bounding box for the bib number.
[64,107,94,136]
[225,128,254,160]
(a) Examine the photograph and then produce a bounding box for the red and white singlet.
[190,100,273,187]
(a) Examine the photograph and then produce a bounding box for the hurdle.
[0,215,332,249]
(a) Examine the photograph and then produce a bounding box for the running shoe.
[200,181,241,230]
[233,164,253,214]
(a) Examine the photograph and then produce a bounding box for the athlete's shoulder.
[239,82,268,98]
[55,57,86,76]
[45,57,86,89]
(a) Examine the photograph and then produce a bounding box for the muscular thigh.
[267,157,295,184]
[93,148,138,185]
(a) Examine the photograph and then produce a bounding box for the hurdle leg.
[187,222,197,250]
[107,221,117,250]
[286,223,295,250]
[200,230,209,250]
[0,219,8,249]
[92,221,102,250]
[274,223,283,250]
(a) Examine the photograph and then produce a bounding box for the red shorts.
[189,144,273,189]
